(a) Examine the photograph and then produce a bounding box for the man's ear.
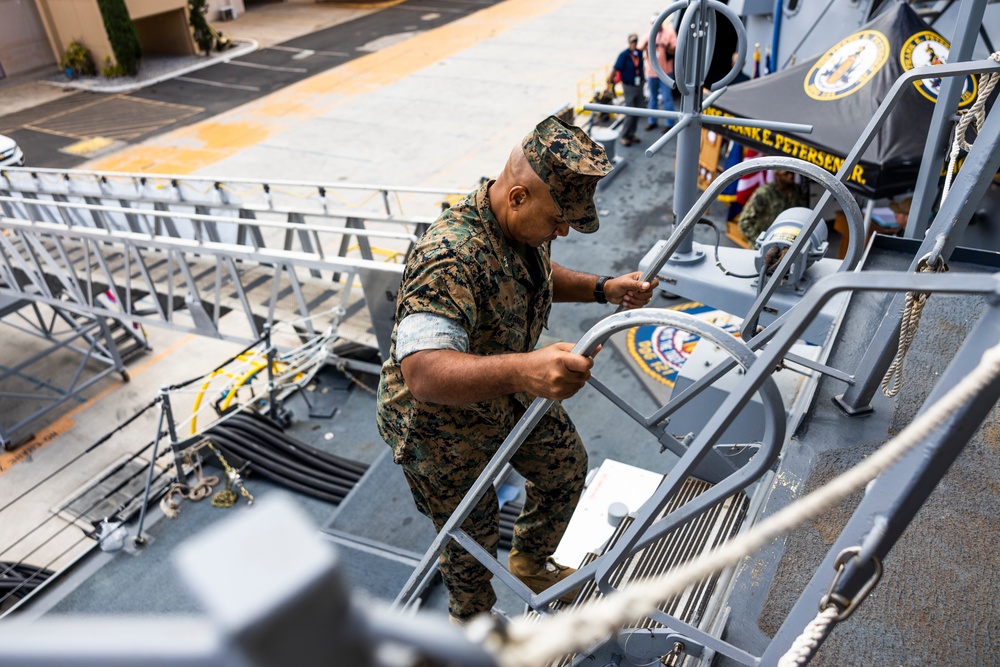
[508,185,529,210]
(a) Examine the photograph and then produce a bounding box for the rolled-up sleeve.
[395,313,470,361]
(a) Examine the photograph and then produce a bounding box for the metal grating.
[546,478,749,667]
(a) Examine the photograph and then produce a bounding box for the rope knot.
[943,56,1000,200]
[881,256,948,397]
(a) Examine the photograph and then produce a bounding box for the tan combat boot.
[508,548,580,605]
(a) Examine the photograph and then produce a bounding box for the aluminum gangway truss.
[0,168,465,447]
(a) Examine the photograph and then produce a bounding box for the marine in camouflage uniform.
[377,116,657,621]
[737,170,809,243]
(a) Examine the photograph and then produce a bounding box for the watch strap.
[594,275,612,304]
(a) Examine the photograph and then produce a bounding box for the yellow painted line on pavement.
[63,137,116,156]
[86,0,566,174]
[0,334,196,476]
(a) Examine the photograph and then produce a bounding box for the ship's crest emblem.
[625,303,741,387]
[900,31,977,107]
[804,30,890,101]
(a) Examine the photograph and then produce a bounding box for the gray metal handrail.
[593,269,1000,666]
[391,308,787,613]
[635,155,865,341]
[739,57,1000,341]
[836,56,1000,413]
[0,166,464,220]
[0,195,419,245]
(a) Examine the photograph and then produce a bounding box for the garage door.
[0,0,55,78]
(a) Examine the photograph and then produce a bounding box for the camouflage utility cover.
[522,115,612,233]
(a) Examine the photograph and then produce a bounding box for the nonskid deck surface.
[720,241,1000,666]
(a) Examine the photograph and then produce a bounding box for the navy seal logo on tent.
[900,31,977,107]
[804,30,890,101]
[626,302,741,387]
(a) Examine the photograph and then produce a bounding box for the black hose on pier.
[203,412,368,505]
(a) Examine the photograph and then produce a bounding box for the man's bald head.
[493,145,557,213]
[488,146,568,248]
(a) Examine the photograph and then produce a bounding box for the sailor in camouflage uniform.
[376,115,657,623]
[737,169,809,243]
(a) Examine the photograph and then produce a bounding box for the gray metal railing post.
[669,0,709,262]
[904,0,989,241]
[263,323,280,420]
[161,388,187,490]
[133,390,168,547]
[837,74,1000,414]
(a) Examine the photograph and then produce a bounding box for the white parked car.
[0,134,24,167]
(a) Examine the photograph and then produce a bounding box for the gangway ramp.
[0,167,463,445]
[0,167,465,354]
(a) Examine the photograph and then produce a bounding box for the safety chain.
[942,52,1000,202]
[778,546,882,666]
[881,255,949,397]
[202,441,255,507]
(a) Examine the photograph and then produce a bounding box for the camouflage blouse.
[376,181,556,464]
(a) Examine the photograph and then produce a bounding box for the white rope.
[159,473,218,519]
[941,52,1000,202]
[494,340,1000,667]
[777,606,840,667]
[881,259,948,397]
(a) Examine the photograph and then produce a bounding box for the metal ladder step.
[542,478,749,667]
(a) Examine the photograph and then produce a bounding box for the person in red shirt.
[637,15,677,133]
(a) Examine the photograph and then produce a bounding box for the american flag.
[736,148,771,205]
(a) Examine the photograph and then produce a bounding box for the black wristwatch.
[594,275,612,304]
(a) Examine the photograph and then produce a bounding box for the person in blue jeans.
[609,34,645,146]
[637,16,677,132]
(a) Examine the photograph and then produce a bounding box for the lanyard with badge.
[631,51,641,86]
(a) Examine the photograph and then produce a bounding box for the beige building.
[0,0,241,79]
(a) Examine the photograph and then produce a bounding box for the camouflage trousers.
[400,405,587,620]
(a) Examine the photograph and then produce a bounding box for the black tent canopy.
[706,2,980,198]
